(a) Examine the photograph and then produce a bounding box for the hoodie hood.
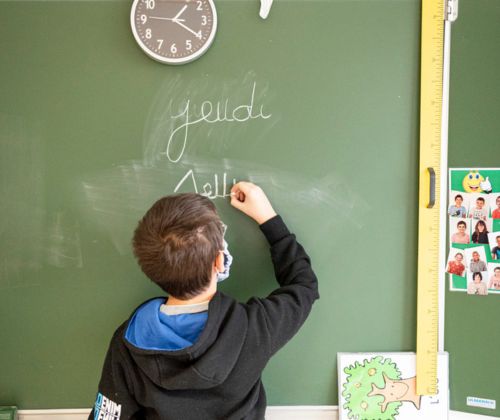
[123,292,248,391]
[125,298,208,351]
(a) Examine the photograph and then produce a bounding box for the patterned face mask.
[217,224,233,282]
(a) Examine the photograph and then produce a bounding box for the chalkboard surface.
[0,0,421,408]
[445,0,500,417]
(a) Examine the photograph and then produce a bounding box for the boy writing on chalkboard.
[88,181,319,420]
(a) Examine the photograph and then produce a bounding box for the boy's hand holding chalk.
[230,181,277,225]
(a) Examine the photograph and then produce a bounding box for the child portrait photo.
[448,169,500,294]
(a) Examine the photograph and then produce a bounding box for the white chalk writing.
[174,169,236,200]
[162,82,272,163]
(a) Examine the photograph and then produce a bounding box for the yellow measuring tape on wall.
[416,0,445,396]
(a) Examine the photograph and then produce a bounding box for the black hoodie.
[89,215,319,420]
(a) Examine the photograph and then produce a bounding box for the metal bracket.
[446,0,459,22]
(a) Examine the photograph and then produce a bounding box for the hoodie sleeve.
[246,215,319,356]
[88,329,141,420]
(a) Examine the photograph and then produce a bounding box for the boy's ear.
[215,251,225,272]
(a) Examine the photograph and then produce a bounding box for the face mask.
[217,239,233,282]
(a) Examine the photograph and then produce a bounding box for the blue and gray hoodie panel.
[124,298,208,351]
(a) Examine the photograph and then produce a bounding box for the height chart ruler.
[416,0,458,396]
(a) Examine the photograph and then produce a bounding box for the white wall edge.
[16,407,499,420]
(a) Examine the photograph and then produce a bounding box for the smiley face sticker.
[462,171,484,193]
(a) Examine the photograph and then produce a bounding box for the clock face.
[130,0,217,65]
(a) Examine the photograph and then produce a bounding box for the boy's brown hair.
[132,193,224,299]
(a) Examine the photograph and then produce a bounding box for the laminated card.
[338,352,449,420]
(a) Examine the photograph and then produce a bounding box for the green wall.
[2,0,426,409]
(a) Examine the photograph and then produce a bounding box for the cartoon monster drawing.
[342,356,423,420]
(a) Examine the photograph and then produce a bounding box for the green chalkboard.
[445,0,500,417]
[0,0,422,409]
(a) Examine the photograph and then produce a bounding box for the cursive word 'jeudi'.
[162,82,272,163]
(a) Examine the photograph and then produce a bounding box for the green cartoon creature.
[342,356,422,420]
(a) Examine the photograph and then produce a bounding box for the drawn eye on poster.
[338,352,449,420]
[448,168,500,294]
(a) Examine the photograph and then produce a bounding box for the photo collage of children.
[447,169,500,295]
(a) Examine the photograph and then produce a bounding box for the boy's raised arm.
[231,182,319,356]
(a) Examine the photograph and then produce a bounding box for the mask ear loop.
[217,223,233,282]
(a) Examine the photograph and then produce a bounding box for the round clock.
[130,0,217,65]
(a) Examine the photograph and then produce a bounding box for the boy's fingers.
[231,182,253,202]
[231,182,243,193]
[230,188,245,202]
[232,181,253,195]
[230,195,245,210]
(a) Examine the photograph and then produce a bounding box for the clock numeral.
[196,1,203,11]
[140,14,147,24]
[145,28,152,39]
[145,0,155,9]
[170,43,177,54]
[195,31,202,39]
[157,39,164,49]
[186,40,192,50]
[201,15,207,26]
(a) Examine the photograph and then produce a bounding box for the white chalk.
[259,0,273,19]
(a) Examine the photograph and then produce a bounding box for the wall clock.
[130,0,217,65]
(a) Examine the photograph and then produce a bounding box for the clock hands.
[150,5,188,24]
[173,5,188,21]
[150,5,199,37]
[169,4,201,37]
[150,16,185,22]
[172,18,201,38]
